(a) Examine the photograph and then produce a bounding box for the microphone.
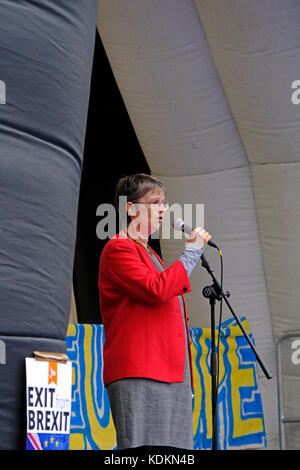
[172,218,219,250]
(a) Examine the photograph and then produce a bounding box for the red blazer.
[98,234,194,388]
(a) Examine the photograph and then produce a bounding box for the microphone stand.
[200,252,272,451]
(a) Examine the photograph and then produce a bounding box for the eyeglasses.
[133,200,170,210]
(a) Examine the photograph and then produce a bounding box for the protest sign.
[26,353,72,450]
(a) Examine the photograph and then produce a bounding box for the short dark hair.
[115,173,166,227]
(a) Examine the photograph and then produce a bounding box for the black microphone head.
[207,239,218,249]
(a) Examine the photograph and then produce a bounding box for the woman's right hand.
[186,226,211,249]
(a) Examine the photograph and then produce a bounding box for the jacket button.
[183,287,187,292]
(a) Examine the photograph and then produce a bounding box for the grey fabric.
[107,249,194,450]
[179,247,204,278]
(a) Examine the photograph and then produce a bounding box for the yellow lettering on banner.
[191,332,225,440]
[227,324,264,438]
[191,338,202,437]
[69,433,85,450]
[80,324,116,450]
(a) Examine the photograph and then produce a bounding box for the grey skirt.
[107,304,194,450]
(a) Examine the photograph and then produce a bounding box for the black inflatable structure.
[0,0,99,450]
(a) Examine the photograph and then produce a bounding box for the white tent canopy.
[97,0,300,449]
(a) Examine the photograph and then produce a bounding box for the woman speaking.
[98,173,211,450]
